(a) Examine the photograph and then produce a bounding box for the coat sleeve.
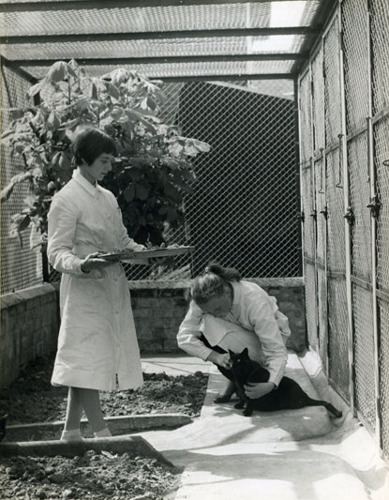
[177,301,214,361]
[47,194,85,275]
[246,296,287,387]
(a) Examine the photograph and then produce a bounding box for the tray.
[100,246,194,262]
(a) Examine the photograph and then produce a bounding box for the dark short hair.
[72,127,117,166]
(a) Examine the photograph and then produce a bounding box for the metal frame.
[0,0,338,82]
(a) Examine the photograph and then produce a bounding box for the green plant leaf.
[135,181,151,200]
[123,184,136,202]
[2,61,210,248]
[125,166,142,181]
[1,172,33,203]
[28,81,44,97]
[9,213,31,247]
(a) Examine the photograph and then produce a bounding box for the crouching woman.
[177,263,291,402]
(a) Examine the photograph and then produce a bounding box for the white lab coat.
[47,169,144,391]
[177,280,290,387]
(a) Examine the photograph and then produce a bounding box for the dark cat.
[220,348,342,418]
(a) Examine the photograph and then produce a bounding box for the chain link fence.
[1,65,44,295]
[1,74,301,292]
[299,0,389,459]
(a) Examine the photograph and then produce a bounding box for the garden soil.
[0,355,208,500]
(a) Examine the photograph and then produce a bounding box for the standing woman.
[177,263,291,402]
[48,126,146,440]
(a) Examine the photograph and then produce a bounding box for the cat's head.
[229,348,250,361]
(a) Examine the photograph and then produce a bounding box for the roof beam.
[3,55,296,82]
[1,27,318,45]
[0,0,314,13]
[292,0,338,74]
[6,53,306,65]
[149,74,296,83]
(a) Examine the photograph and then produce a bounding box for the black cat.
[219,348,342,418]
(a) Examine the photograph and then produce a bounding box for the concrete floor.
[140,352,389,500]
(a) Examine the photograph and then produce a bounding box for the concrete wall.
[0,278,306,388]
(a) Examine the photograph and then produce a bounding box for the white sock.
[61,429,83,441]
[94,427,112,438]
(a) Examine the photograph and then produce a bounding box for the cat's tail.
[305,399,342,418]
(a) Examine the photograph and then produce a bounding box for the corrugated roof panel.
[0,1,320,36]
[1,0,335,81]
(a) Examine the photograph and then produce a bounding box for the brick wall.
[0,283,60,388]
[0,278,306,388]
[130,278,307,354]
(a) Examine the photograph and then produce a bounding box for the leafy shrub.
[1,59,210,247]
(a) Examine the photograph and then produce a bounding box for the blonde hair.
[191,263,241,305]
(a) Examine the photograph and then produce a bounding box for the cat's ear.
[242,348,249,355]
[228,349,234,356]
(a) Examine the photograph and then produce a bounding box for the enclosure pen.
[1,2,389,494]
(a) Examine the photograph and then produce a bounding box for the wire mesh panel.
[314,156,327,366]
[314,158,326,265]
[342,0,370,132]
[324,14,342,147]
[317,266,328,365]
[311,48,325,152]
[348,135,375,430]
[1,65,43,295]
[375,117,389,310]
[299,69,316,348]
[370,0,389,114]
[314,153,327,367]
[301,166,315,258]
[343,0,376,432]
[374,115,389,459]
[324,13,348,394]
[326,148,350,400]
[305,262,318,350]
[176,81,301,278]
[348,136,371,281]
[298,0,389,455]
[378,298,389,458]
[1,75,301,286]
[326,150,345,273]
[301,165,318,349]
[353,284,376,431]
[299,72,313,164]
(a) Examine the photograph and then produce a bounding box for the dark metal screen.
[299,0,389,459]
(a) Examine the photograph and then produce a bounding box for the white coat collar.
[230,280,241,313]
[73,168,102,197]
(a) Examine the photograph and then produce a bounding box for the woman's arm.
[47,195,85,275]
[177,301,216,361]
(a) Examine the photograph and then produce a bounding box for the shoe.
[60,429,84,441]
[214,393,234,404]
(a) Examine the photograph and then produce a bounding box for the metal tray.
[100,246,194,262]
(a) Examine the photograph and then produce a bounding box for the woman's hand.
[80,252,117,273]
[244,381,275,399]
[207,351,232,369]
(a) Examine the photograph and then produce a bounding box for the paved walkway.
[140,352,389,500]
